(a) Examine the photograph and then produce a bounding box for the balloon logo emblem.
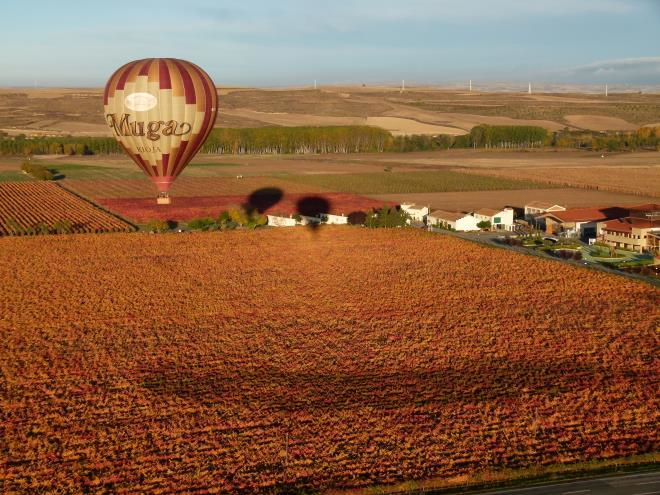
[104,58,218,204]
[124,92,158,112]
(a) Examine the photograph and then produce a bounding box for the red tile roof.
[542,206,629,223]
[603,217,660,233]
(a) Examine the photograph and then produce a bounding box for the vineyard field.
[279,170,556,195]
[1,228,657,494]
[95,193,386,223]
[63,176,330,200]
[0,182,134,235]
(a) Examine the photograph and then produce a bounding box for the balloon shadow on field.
[243,187,284,215]
[296,196,331,231]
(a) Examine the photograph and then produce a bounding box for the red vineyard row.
[96,193,388,223]
[0,182,134,235]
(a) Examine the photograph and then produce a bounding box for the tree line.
[0,124,657,157]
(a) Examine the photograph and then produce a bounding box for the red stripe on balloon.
[138,58,153,76]
[116,60,138,90]
[185,63,216,164]
[119,142,149,176]
[134,154,153,177]
[170,140,189,178]
[172,59,196,104]
[103,64,126,105]
[162,153,170,176]
[158,59,172,89]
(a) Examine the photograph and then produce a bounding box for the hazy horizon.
[1,0,659,88]
[3,81,660,95]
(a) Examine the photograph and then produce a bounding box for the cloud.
[191,0,638,35]
[563,57,660,82]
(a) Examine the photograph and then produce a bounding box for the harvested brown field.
[365,116,465,135]
[2,87,659,137]
[369,188,660,213]
[563,115,638,131]
[457,166,660,198]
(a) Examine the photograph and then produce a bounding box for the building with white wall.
[267,215,297,227]
[319,213,349,225]
[428,210,480,231]
[400,203,429,224]
[473,207,516,231]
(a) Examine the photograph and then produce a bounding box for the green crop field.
[279,170,556,194]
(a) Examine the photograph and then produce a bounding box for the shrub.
[477,220,491,230]
[21,160,54,180]
[187,217,216,231]
[146,219,171,233]
[365,206,410,228]
[227,207,250,227]
[53,219,73,234]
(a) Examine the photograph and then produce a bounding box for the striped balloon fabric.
[104,58,218,202]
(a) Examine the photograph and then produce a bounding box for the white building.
[428,210,480,231]
[473,207,516,231]
[299,215,321,226]
[267,215,297,227]
[400,203,429,224]
[319,213,349,225]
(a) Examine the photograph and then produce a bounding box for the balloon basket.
[156,193,171,205]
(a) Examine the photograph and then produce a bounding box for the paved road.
[471,470,660,495]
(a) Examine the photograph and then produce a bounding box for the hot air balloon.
[104,58,218,204]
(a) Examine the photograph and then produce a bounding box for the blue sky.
[1,0,659,87]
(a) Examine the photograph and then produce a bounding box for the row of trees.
[550,126,660,151]
[389,125,659,151]
[1,125,658,157]
[202,126,392,154]
[0,135,120,156]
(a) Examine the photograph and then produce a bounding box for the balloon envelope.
[104,58,218,200]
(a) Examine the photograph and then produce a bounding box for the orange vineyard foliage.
[0,228,658,494]
[63,177,330,199]
[0,182,133,235]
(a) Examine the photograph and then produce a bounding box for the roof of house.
[542,206,629,223]
[429,210,470,222]
[474,207,500,217]
[525,201,566,210]
[628,203,660,212]
[603,217,660,233]
[400,203,427,210]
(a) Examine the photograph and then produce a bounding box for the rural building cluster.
[267,201,660,259]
